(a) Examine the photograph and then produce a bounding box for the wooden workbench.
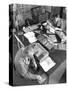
[12,36,66,85]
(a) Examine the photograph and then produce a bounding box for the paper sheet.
[24,32,37,43]
[49,35,57,42]
[40,57,56,72]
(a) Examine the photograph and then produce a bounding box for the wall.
[14,4,52,25]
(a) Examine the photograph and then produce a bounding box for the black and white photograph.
[9,4,66,86]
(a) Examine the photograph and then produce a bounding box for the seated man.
[54,14,66,33]
[14,45,48,84]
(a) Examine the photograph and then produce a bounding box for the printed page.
[40,56,56,72]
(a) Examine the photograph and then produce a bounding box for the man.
[14,45,48,84]
[54,14,66,33]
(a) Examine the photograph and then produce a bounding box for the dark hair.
[55,14,60,18]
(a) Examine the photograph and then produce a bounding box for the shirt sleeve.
[15,58,28,77]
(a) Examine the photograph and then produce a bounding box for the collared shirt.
[14,48,29,77]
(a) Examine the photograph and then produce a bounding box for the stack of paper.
[45,41,54,50]
[49,35,57,42]
[40,57,56,72]
[58,43,66,50]
[23,25,38,33]
[33,43,49,62]
[24,32,37,43]
[37,35,47,45]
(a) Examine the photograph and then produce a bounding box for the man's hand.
[37,75,46,84]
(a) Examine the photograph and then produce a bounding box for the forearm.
[31,56,37,69]
[25,72,38,80]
